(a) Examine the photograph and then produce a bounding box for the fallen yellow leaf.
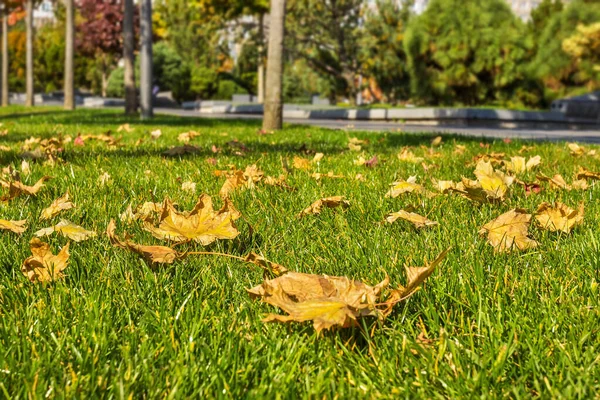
[21,238,70,283]
[0,219,27,234]
[479,209,538,252]
[40,192,75,220]
[386,210,438,228]
[298,196,350,217]
[535,202,584,233]
[35,220,96,242]
[143,195,241,245]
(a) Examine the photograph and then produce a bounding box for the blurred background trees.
[2,0,598,109]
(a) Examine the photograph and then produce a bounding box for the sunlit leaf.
[21,238,70,283]
[479,209,538,252]
[35,220,97,242]
[535,202,584,233]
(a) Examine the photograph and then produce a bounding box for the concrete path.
[155,108,600,144]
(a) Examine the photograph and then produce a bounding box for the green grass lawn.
[0,106,599,398]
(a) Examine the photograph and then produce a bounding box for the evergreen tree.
[404,0,534,106]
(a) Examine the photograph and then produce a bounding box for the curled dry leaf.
[40,192,75,220]
[312,153,324,163]
[431,179,457,193]
[107,219,183,265]
[576,167,600,181]
[504,156,541,174]
[150,129,162,140]
[0,219,27,233]
[143,195,241,245]
[263,175,294,190]
[219,164,264,197]
[385,176,424,198]
[181,181,196,193]
[398,148,424,163]
[567,142,586,156]
[298,196,350,217]
[21,160,31,176]
[117,123,134,133]
[1,176,51,201]
[386,210,438,229]
[473,160,514,200]
[535,202,584,233]
[479,209,538,252]
[247,249,449,333]
[431,136,442,147]
[35,220,97,242]
[177,131,201,143]
[21,238,70,283]
[536,173,588,191]
[120,201,163,224]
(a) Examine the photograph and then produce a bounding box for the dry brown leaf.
[398,148,424,163]
[177,130,201,143]
[535,173,586,190]
[40,192,75,220]
[386,210,438,229]
[1,176,51,201]
[21,160,31,176]
[263,175,294,190]
[298,196,350,217]
[479,209,538,252]
[312,153,324,163]
[181,181,196,193]
[219,165,264,197]
[107,219,183,265]
[292,156,312,170]
[120,201,163,224]
[567,142,586,156]
[34,220,96,242]
[162,144,201,156]
[431,179,457,193]
[454,145,466,155]
[150,129,162,140]
[385,176,424,198]
[247,249,449,333]
[117,123,134,133]
[0,219,27,234]
[535,202,584,233]
[21,238,70,283]
[143,195,241,244]
[576,167,600,181]
[431,136,442,147]
[504,156,541,174]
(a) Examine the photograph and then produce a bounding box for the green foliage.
[360,0,413,104]
[404,0,537,107]
[286,0,364,103]
[531,0,600,98]
[190,65,219,99]
[106,42,194,102]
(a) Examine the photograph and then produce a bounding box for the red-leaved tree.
[76,0,138,96]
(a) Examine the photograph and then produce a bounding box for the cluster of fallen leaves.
[2,128,599,334]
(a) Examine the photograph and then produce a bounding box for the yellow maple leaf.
[386,209,438,229]
[40,192,75,220]
[21,238,70,283]
[298,196,350,217]
[535,202,584,233]
[385,176,424,198]
[34,220,96,242]
[143,195,241,245]
[479,209,538,252]
[0,219,27,234]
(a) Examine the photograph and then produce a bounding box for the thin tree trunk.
[262,0,286,131]
[140,0,153,119]
[257,13,265,104]
[25,0,34,107]
[123,0,136,115]
[2,7,9,107]
[64,0,75,110]
[101,66,108,97]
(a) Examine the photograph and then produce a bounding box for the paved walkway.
[156,108,600,143]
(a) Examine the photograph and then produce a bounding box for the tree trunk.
[2,7,9,107]
[262,0,286,131]
[25,0,34,107]
[64,0,75,110]
[101,66,108,98]
[140,0,153,120]
[123,0,137,115]
[257,13,265,104]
